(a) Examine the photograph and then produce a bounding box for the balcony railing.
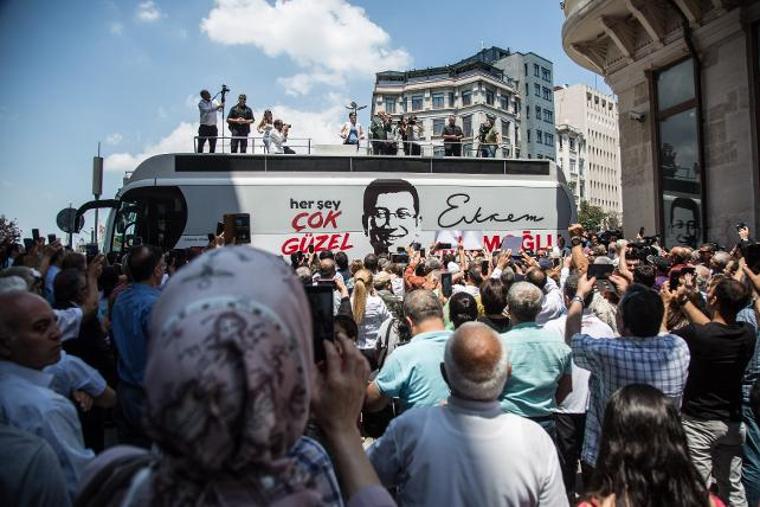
[192,135,515,159]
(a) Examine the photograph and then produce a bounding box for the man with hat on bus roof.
[227,94,254,154]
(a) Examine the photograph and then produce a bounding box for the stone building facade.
[562,0,760,248]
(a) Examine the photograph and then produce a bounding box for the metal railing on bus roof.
[192,135,517,159]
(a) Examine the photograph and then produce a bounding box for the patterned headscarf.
[144,246,317,506]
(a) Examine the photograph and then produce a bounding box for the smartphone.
[224,213,251,245]
[207,233,215,242]
[438,242,452,250]
[396,246,405,253]
[745,244,760,274]
[587,264,614,280]
[85,243,99,259]
[23,238,33,250]
[216,221,224,236]
[419,248,426,258]
[441,272,453,298]
[480,259,489,273]
[47,233,57,244]
[308,244,314,254]
[304,285,335,363]
[391,253,409,264]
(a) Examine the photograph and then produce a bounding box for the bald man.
[368,322,567,506]
[0,291,94,501]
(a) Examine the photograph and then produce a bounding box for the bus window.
[112,186,187,253]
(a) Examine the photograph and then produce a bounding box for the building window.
[463,115,472,137]
[544,110,553,123]
[433,118,445,136]
[402,97,408,113]
[545,133,554,146]
[527,130,531,143]
[462,90,472,106]
[500,95,509,110]
[559,136,563,150]
[524,63,528,76]
[486,89,495,106]
[534,83,541,97]
[533,63,540,77]
[384,96,396,114]
[569,138,575,151]
[654,57,703,248]
[536,130,543,143]
[411,95,423,111]
[526,105,530,119]
[448,92,455,107]
[432,93,444,109]
[535,106,541,118]
[542,67,551,82]
[542,87,551,100]
[501,120,510,138]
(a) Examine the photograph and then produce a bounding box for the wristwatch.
[572,295,585,307]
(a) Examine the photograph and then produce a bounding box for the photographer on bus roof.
[270,119,295,155]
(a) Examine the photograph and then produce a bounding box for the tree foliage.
[0,215,21,247]
[578,201,620,232]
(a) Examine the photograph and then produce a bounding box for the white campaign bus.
[78,153,576,258]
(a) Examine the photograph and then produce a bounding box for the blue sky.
[0,0,610,240]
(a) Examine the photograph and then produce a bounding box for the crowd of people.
[1,222,760,506]
[197,89,502,158]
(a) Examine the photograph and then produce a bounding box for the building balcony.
[562,0,741,76]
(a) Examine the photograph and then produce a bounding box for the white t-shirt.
[368,398,567,506]
[351,294,392,350]
[269,128,287,153]
[543,310,614,414]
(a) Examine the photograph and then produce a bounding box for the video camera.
[598,229,623,246]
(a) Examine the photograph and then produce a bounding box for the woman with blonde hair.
[256,109,274,153]
[351,269,391,369]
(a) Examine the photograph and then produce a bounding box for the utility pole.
[92,142,103,247]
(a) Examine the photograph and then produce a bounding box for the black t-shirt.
[477,315,511,334]
[227,105,254,134]
[674,321,756,421]
[442,124,463,144]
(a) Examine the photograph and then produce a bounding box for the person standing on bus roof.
[340,112,365,150]
[197,90,223,153]
[227,94,254,154]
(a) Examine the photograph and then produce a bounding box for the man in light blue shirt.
[365,289,452,412]
[0,290,94,500]
[111,245,164,447]
[499,282,572,440]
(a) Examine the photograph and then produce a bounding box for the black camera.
[221,84,230,93]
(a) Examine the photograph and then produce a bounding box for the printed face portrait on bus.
[668,196,700,248]
[362,179,421,254]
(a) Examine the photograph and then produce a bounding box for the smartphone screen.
[207,233,215,242]
[32,229,40,242]
[438,242,452,250]
[441,272,453,298]
[47,234,57,244]
[419,248,426,258]
[745,244,760,274]
[304,285,335,363]
[391,253,409,264]
[480,259,489,273]
[216,221,224,236]
[23,238,33,250]
[587,264,614,280]
[500,235,523,255]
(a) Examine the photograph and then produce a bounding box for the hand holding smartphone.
[305,285,335,364]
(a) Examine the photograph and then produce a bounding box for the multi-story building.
[555,84,622,217]
[372,57,521,158]
[495,52,557,160]
[562,0,760,248]
[555,123,586,207]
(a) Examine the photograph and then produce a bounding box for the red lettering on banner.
[483,235,501,252]
[290,210,343,232]
[280,233,354,255]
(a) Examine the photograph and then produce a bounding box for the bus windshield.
[111,186,187,253]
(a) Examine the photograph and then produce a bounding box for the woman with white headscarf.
[76,246,394,507]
